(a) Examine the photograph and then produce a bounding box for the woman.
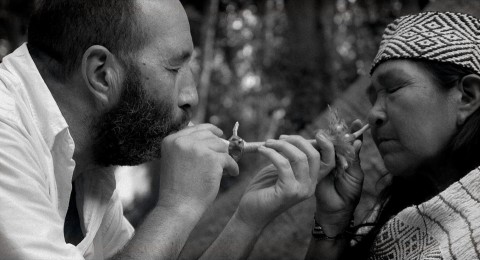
[305,11,480,260]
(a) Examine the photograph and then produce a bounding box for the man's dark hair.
[28,0,148,80]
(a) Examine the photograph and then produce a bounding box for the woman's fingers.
[349,119,366,142]
[345,139,363,181]
[334,139,364,201]
[349,119,364,133]
[315,132,336,179]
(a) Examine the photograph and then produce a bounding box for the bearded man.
[0,0,326,259]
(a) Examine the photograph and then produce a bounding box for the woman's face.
[369,60,459,176]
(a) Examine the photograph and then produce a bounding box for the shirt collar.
[2,43,76,218]
[2,43,70,151]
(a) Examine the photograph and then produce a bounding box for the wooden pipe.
[222,122,370,161]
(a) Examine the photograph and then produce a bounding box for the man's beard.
[92,65,189,166]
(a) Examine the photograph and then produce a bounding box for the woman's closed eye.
[166,67,180,73]
[385,79,414,94]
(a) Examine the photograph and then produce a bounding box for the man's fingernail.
[279,135,288,139]
[318,134,326,141]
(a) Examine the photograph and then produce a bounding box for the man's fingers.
[207,137,229,153]
[279,135,320,182]
[264,139,309,182]
[222,154,239,177]
[187,131,229,153]
[175,123,223,137]
[257,146,296,183]
[164,129,229,155]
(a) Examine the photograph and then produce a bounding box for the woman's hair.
[423,61,480,174]
[348,60,480,259]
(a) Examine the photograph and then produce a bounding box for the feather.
[319,106,356,164]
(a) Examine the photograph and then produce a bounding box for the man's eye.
[386,86,401,94]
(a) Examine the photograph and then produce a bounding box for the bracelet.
[311,216,355,240]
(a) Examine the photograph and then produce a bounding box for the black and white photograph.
[0,0,479,259]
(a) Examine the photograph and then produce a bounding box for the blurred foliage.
[190,0,291,141]
[183,0,426,140]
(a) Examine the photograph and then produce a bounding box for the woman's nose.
[368,98,387,128]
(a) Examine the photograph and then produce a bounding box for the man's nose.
[368,96,387,128]
[177,68,198,110]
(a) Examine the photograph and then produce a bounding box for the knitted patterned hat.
[371,12,480,75]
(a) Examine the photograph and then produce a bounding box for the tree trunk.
[284,0,319,70]
[282,0,336,132]
[261,0,275,67]
[193,0,220,123]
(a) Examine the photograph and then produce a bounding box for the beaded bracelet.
[311,216,355,240]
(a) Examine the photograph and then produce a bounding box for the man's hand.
[198,135,328,260]
[157,123,239,217]
[234,135,325,230]
[314,120,365,236]
[114,124,238,260]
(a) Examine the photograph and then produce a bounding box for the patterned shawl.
[369,167,480,260]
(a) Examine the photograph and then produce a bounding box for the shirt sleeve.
[101,190,134,259]
[0,118,85,260]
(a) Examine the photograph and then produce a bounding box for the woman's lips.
[377,137,393,143]
[377,138,397,153]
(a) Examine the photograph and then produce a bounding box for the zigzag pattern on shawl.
[368,167,480,260]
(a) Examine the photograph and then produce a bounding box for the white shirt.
[0,44,134,260]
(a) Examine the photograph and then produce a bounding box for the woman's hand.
[234,135,325,231]
[314,120,365,236]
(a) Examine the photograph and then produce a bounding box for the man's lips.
[176,110,192,129]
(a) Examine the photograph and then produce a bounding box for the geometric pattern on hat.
[371,12,480,75]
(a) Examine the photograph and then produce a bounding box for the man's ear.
[81,45,124,107]
[457,74,480,125]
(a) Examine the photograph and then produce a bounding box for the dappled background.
[0,0,462,259]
